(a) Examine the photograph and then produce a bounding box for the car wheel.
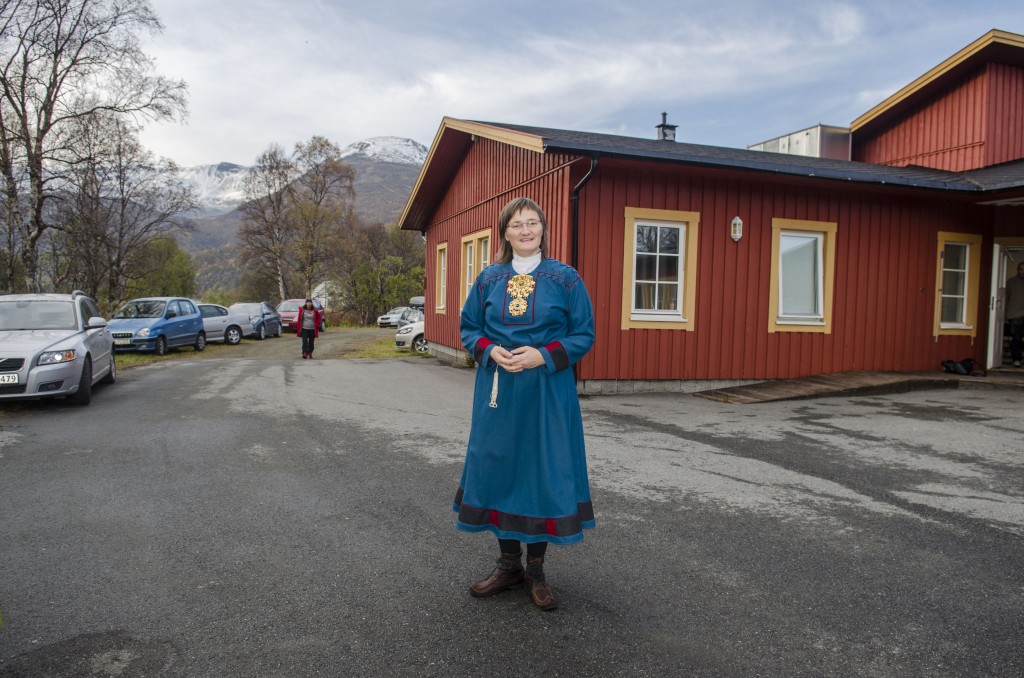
[68,357,92,406]
[100,351,117,384]
[155,336,168,356]
[273,323,281,338]
[413,336,428,353]
[225,326,242,345]
[195,331,207,352]
[257,324,266,340]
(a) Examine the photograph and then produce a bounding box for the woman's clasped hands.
[491,345,544,372]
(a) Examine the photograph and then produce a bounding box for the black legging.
[301,328,316,354]
[499,538,548,559]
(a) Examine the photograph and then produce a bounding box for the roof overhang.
[398,118,545,232]
[399,115,1024,234]
[852,29,1024,134]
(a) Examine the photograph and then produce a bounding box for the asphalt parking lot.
[0,353,1022,677]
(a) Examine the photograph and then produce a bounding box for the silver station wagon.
[0,291,117,405]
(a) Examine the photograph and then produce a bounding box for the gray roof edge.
[539,139,983,193]
[468,120,1024,195]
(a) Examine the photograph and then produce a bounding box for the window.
[768,218,837,333]
[934,231,982,336]
[460,228,493,308]
[81,298,102,322]
[780,232,823,319]
[464,241,474,300]
[435,243,447,313]
[940,243,968,324]
[621,207,699,330]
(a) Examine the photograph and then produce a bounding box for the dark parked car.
[229,302,282,340]
[277,298,326,333]
[198,303,251,345]
[109,297,206,355]
[0,291,116,405]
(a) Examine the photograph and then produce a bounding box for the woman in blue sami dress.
[455,196,596,611]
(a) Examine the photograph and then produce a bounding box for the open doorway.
[988,244,1024,369]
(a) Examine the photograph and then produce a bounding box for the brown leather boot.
[469,551,525,597]
[525,555,557,610]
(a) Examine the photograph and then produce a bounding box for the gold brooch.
[506,274,535,317]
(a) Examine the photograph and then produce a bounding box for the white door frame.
[989,241,1024,369]
[987,244,1007,369]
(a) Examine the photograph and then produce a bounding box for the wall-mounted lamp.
[731,216,743,242]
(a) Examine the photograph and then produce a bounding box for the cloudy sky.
[138,0,1024,168]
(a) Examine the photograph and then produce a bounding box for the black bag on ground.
[941,358,976,375]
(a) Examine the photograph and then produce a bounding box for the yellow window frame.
[435,243,447,314]
[933,231,983,337]
[768,218,837,334]
[460,228,492,308]
[621,207,700,331]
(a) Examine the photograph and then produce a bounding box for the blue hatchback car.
[108,297,207,355]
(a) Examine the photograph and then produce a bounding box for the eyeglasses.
[507,219,541,231]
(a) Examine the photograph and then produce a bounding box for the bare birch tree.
[288,136,354,297]
[49,111,197,311]
[0,0,187,291]
[239,144,296,302]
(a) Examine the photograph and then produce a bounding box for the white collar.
[512,252,542,275]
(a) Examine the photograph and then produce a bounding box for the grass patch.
[341,335,430,359]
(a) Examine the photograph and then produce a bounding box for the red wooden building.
[399,30,1024,393]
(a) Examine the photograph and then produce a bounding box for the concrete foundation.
[426,343,763,395]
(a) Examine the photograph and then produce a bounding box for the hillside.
[178,136,427,294]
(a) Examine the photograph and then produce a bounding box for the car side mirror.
[166,310,177,319]
[86,316,107,328]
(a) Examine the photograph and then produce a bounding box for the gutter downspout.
[571,155,599,270]
[570,155,598,387]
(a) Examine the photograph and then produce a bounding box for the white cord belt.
[489,368,499,408]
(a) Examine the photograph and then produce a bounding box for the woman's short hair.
[494,197,548,264]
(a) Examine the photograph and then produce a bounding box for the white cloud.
[137,0,1024,166]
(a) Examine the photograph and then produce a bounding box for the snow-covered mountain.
[178,162,248,216]
[179,137,427,216]
[338,136,428,165]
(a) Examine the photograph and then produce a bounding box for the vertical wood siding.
[855,62,1024,171]
[853,67,989,171]
[574,160,1000,381]
[985,62,1024,166]
[422,139,574,352]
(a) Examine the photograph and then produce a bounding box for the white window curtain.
[779,232,822,319]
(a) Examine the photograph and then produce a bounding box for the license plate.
[114,338,132,346]
[0,373,18,384]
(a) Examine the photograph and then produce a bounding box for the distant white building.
[311,280,343,309]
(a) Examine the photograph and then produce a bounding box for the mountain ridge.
[179,136,426,293]
[178,136,428,217]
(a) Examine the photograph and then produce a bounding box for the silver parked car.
[229,301,282,340]
[377,306,410,327]
[198,303,250,345]
[0,291,116,405]
[395,320,427,353]
[395,307,424,328]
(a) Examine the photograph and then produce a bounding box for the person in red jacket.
[297,298,323,359]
